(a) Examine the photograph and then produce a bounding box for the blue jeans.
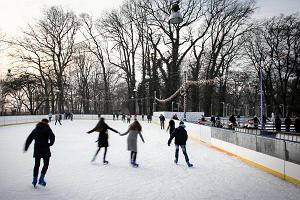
[175,145,190,163]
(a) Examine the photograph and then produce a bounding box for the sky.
[0,0,300,76]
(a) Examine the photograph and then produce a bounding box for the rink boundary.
[188,135,300,186]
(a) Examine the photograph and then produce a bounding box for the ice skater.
[87,117,119,164]
[168,121,193,167]
[55,114,62,125]
[166,118,175,141]
[120,120,145,167]
[24,118,55,187]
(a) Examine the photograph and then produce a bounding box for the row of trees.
[1,0,299,117]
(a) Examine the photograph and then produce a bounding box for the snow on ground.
[0,119,299,200]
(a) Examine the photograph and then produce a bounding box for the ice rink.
[0,119,299,200]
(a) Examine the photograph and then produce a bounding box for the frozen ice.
[0,120,299,200]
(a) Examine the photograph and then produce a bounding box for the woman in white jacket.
[120,120,145,167]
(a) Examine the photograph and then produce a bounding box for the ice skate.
[38,174,46,186]
[103,160,109,165]
[32,177,37,187]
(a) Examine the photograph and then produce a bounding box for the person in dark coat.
[87,118,119,164]
[251,116,260,129]
[210,115,216,127]
[159,114,166,129]
[275,116,282,132]
[284,116,292,132]
[24,118,55,187]
[172,114,179,120]
[168,121,193,167]
[166,119,175,141]
[229,115,237,126]
[147,114,152,123]
[295,116,300,133]
[120,120,145,167]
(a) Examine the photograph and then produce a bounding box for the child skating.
[168,121,193,167]
[87,117,119,165]
[24,118,55,187]
[120,120,145,167]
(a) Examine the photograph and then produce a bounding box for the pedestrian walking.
[24,119,55,187]
[120,120,145,167]
[87,118,120,164]
[295,116,300,133]
[168,121,193,167]
[275,116,282,132]
[285,116,292,132]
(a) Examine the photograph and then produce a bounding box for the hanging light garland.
[155,79,217,103]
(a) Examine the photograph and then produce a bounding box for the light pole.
[259,65,265,129]
[183,71,187,121]
[221,102,225,117]
[55,90,60,113]
[133,88,137,115]
[172,101,174,112]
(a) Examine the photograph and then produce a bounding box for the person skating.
[168,121,193,167]
[120,120,145,167]
[24,118,55,187]
[48,112,52,122]
[87,118,119,164]
[147,113,152,123]
[159,114,166,129]
[166,119,175,141]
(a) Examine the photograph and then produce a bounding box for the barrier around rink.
[158,117,300,186]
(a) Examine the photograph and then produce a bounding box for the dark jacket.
[25,122,55,158]
[275,117,281,131]
[295,118,300,133]
[87,123,118,147]
[168,120,175,135]
[168,126,188,145]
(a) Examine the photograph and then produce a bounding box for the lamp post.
[172,101,174,112]
[133,88,137,115]
[221,102,225,117]
[280,104,285,117]
[183,71,187,121]
[55,90,60,113]
[259,65,265,129]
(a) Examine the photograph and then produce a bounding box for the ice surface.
[0,120,299,200]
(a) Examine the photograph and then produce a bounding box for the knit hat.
[179,121,184,125]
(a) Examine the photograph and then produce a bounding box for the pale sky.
[0,0,300,76]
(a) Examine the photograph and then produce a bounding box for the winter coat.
[295,118,300,133]
[168,120,175,135]
[275,117,281,131]
[168,126,188,145]
[121,130,144,152]
[24,122,55,158]
[159,115,165,122]
[87,124,118,147]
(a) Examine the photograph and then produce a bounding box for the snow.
[0,119,299,200]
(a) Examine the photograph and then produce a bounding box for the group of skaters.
[23,113,193,188]
[48,112,73,125]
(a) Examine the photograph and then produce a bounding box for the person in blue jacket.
[168,121,193,167]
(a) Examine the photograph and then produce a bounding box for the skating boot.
[103,160,109,165]
[38,174,47,186]
[32,176,37,187]
[131,161,139,168]
[187,162,193,167]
